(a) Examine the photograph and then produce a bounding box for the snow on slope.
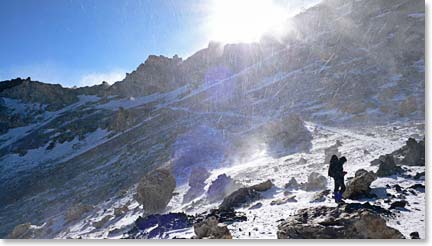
[56,120,425,239]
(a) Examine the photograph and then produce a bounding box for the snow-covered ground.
[55,120,425,239]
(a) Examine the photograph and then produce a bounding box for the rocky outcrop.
[109,107,136,132]
[135,169,176,214]
[285,177,300,190]
[401,138,425,166]
[376,154,403,177]
[277,203,404,239]
[183,167,210,204]
[343,169,377,199]
[207,174,242,202]
[301,172,327,191]
[219,180,273,210]
[7,223,46,239]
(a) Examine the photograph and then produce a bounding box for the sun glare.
[207,0,289,43]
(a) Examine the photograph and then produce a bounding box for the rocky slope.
[0,0,425,238]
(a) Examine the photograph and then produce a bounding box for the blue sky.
[0,0,318,87]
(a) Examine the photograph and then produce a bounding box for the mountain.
[0,0,425,238]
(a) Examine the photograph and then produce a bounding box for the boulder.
[248,202,263,210]
[277,203,404,239]
[389,200,408,210]
[302,172,327,191]
[135,168,176,214]
[410,231,420,239]
[193,216,232,239]
[343,169,377,199]
[92,215,113,229]
[310,189,331,203]
[207,174,242,202]
[285,177,300,190]
[219,180,273,210]
[401,138,425,166]
[376,155,403,177]
[270,196,297,205]
[65,203,94,222]
[183,167,210,204]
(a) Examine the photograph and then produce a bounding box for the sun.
[206,0,288,43]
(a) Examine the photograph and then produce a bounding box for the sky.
[0,0,319,87]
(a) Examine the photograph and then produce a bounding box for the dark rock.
[126,213,194,239]
[389,200,408,209]
[413,172,425,180]
[410,231,420,239]
[343,169,377,199]
[277,203,403,239]
[135,169,176,214]
[393,184,403,193]
[401,138,425,166]
[376,155,403,177]
[409,183,425,192]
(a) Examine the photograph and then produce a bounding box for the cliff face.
[0,0,425,238]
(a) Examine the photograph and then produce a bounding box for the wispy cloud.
[78,70,126,87]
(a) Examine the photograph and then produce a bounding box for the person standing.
[328,155,347,203]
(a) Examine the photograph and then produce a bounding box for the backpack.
[328,156,338,177]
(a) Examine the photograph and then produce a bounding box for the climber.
[328,155,347,203]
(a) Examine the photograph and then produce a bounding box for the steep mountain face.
[0,0,424,238]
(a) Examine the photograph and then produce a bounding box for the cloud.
[78,70,127,87]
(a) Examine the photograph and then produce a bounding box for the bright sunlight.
[206,0,289,43]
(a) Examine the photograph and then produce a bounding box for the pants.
[333,177,346,194]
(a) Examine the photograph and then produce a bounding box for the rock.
[364,149,370,155]
[393,184,403,193]
[410,231,420,239]
[302,172,327,191]
[248,202,263,210]
[207,174,242,203]
[219,180,273,210]
[92,215,113,229]
[401,138,425,166]
[65,203,94,222]
[409,183,425,192]
[285,177,300,190]
[298,157,308,165]
[343,169,377,199]
[193,216,232,239]
[413,171,425,180]
[376,155,403,177]
[135,168,176,214]
[183,167,210,204]
[250,179,273,192]
[277,203,404,239]
[390,200,408,210]
[270,196,297,205]
[310,189,331,203]
[114,205,129,217]
[126,213,194,239]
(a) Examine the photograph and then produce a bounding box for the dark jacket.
[328,157,345,178]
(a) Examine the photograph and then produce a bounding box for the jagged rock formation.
[376,154,403,177]
[285,177,300,190]
[135,169,176,214]
[343,169,377,199]
[183,167,211,204]
[207,174,242,203]
[277,203,404,239]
